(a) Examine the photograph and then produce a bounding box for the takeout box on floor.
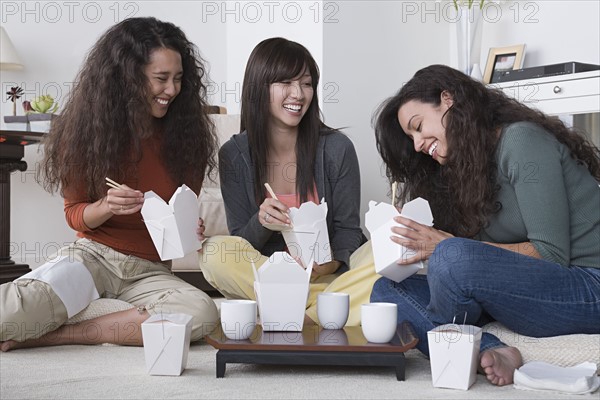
[282,199,331,267]
[141,184,201,261]
[141,313,193,376]
[365,197,433,283]
[252,252,313,332]
[427,324,482,390]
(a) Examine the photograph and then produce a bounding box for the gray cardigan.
[218,130,366,271]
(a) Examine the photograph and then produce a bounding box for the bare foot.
[480,346,523,386]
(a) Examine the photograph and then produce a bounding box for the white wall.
[223,1,324,113]
[322,1,452,223]
[1,0,599,267]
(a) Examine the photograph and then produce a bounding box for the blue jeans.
[370,238,600,356]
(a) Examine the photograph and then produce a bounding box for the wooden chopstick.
[264,183,279,201]
[264,182,293,227]
[105,177,125,190]
[391,181,397,207]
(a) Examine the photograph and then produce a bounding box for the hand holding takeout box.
[365,197,433,283]
[141,184,202,261]
[263,183,331,268]
[282,199,332,268]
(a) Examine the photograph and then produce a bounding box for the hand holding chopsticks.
[105,177,126,190]
[263,183,279,201]
[105,177,144,215]
[260,183,292,229]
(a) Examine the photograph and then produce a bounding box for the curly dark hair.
[39,17,218,199]
[374,64,600,237]
[240,37,331,205]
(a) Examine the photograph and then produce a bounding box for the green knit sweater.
[478,122,600,268]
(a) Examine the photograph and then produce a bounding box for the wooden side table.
[0,130,44,284]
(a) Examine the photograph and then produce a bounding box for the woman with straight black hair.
[201,37,377,326]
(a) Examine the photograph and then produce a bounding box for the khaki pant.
[200,236,379,326]
[0,238,218,343]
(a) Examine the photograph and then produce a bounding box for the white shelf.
[490,70,600,116]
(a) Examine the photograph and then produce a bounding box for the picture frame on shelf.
[483,44,526,84]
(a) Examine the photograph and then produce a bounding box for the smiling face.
[144,47,183,119]
[397,93,453,165]
[268,68,314,132]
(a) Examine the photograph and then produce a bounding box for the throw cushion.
[484,322,600,371]
[65,298,134,325]
[199,187,229,237]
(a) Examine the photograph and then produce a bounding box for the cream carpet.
[0,343,591,400]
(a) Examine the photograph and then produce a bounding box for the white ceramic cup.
[361,302,398,343]
[220,300,257,340]
[317,292,350,330]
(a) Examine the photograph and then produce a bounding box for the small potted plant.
[27,94,59,132]
[4,86,29,131]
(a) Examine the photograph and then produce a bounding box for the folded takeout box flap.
[283,227,329,267]
[169,184,197,208]
[284,199,331,266]
[365,201,399,232]
[257,252,310,283]
[288,199,328,222]
[142,191,172,221]
[141,185,201,260]
[401,197,434,226]
[170,184,201,253]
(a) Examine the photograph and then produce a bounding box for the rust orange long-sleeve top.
[63,136,191,261]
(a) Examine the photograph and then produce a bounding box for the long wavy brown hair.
[374,64,600,238]
[39,17,217,199]
[240,37,332,205]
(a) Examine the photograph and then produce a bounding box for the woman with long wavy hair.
[0,17,219,351]
[372,64,600,386]
[201,38,375,327]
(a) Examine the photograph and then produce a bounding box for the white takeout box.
[252,252,313,332]
[141,184,201,261]
[365,197,433,283]
[427,324,483,390]
[141,313,193,376]
[281,199,331,267]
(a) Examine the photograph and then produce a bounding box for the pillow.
[65,298,134,325]
[199,114,241,237]
[199,187,229,237]
[484,322,600,371]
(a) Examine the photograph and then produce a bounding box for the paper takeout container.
[365,197,433,283]
[281,199,331,267]
[252,252,313,332]
[141,313,193,376]
[427,324,482,390]
[141,184,201,261]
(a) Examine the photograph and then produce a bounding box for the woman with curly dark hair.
[0,17,219,351]
[371,64,600,386]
